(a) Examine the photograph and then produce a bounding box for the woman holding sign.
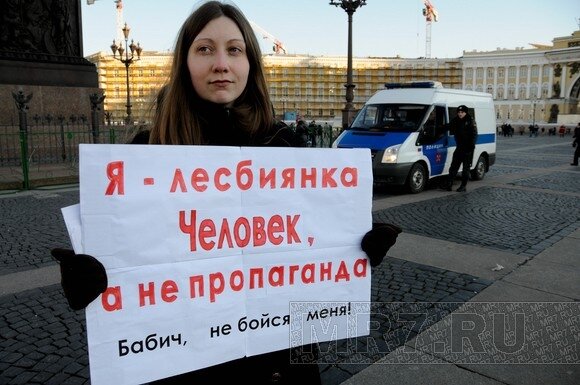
[52,1,401,384]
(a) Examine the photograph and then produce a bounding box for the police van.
[332,81,496,193]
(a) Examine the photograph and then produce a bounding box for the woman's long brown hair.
[149,1,273,145]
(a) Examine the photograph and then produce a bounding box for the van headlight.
[381,145,400,163]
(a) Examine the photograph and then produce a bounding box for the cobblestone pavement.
[1,135,578,385]
[0,190,77,275]
[373,186,580,257]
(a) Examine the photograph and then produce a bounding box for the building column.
[548,64,554,98]
[526,65,532,99]
[560,64,567,98]
[503,66,509,100]
[493,66,498,99]
[537,64,543,98]
[515,66,520,99]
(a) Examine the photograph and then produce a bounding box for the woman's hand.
[51,248,108,310]
[361,223,402,267]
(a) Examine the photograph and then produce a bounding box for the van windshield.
[349,104,429,132]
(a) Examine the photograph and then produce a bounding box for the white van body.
[332,82,497,193]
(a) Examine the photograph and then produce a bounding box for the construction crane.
[87,0,124,46]
[249,21,287,54]
[422,0,438,58]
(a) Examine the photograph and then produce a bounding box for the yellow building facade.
[86,51,171,124]
[86,29,580,127]
[263,55,460,125]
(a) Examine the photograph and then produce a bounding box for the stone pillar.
[0,0,99,125]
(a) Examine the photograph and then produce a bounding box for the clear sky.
[81,0,580,59]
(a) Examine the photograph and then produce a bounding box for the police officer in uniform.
[443,105,478,192]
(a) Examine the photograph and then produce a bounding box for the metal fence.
[0,119,342,190]
[0,123,133,166]
[0,121,143,189]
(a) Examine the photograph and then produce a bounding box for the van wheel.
[471,155,487,181]
[407,163,427,194]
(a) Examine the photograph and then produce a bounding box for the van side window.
[418,106,446,144]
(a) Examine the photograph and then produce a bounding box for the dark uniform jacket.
[137,102,320,385]
[449,114,478,153]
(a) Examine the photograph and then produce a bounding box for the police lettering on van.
[332,81,496,193]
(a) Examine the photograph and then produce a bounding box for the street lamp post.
[110,23,142,125]
[329,0,366,130]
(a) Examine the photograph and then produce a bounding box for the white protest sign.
[70,144,373,384]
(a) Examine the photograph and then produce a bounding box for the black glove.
[51,248,108,311]
[361,223,402,267]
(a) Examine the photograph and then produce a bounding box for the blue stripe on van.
[445,132,496,147]
[478,133,496,144]
[337,131,410,150]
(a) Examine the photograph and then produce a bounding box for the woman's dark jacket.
[140,103,320,385]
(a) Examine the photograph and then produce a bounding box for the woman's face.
[187,16,250,106]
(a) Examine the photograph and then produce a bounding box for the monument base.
[0,60,99,125]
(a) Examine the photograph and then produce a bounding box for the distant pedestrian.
[559,125,566,137]
[296,120,308,144]
[441,105,478,192]
[571,122,580,166]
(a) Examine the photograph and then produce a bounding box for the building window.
[541,84,549,98]
[519,84,527,99]
[498,68,505,78]
[476,68,483,79]
[543,66,550,77]
[519,66,527,78]
[466,68,473,78]
[497,85,504,99]
[508,84,515,99]
[531,66,539,77]
[508,67,516,78]
[487,68,494,78]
